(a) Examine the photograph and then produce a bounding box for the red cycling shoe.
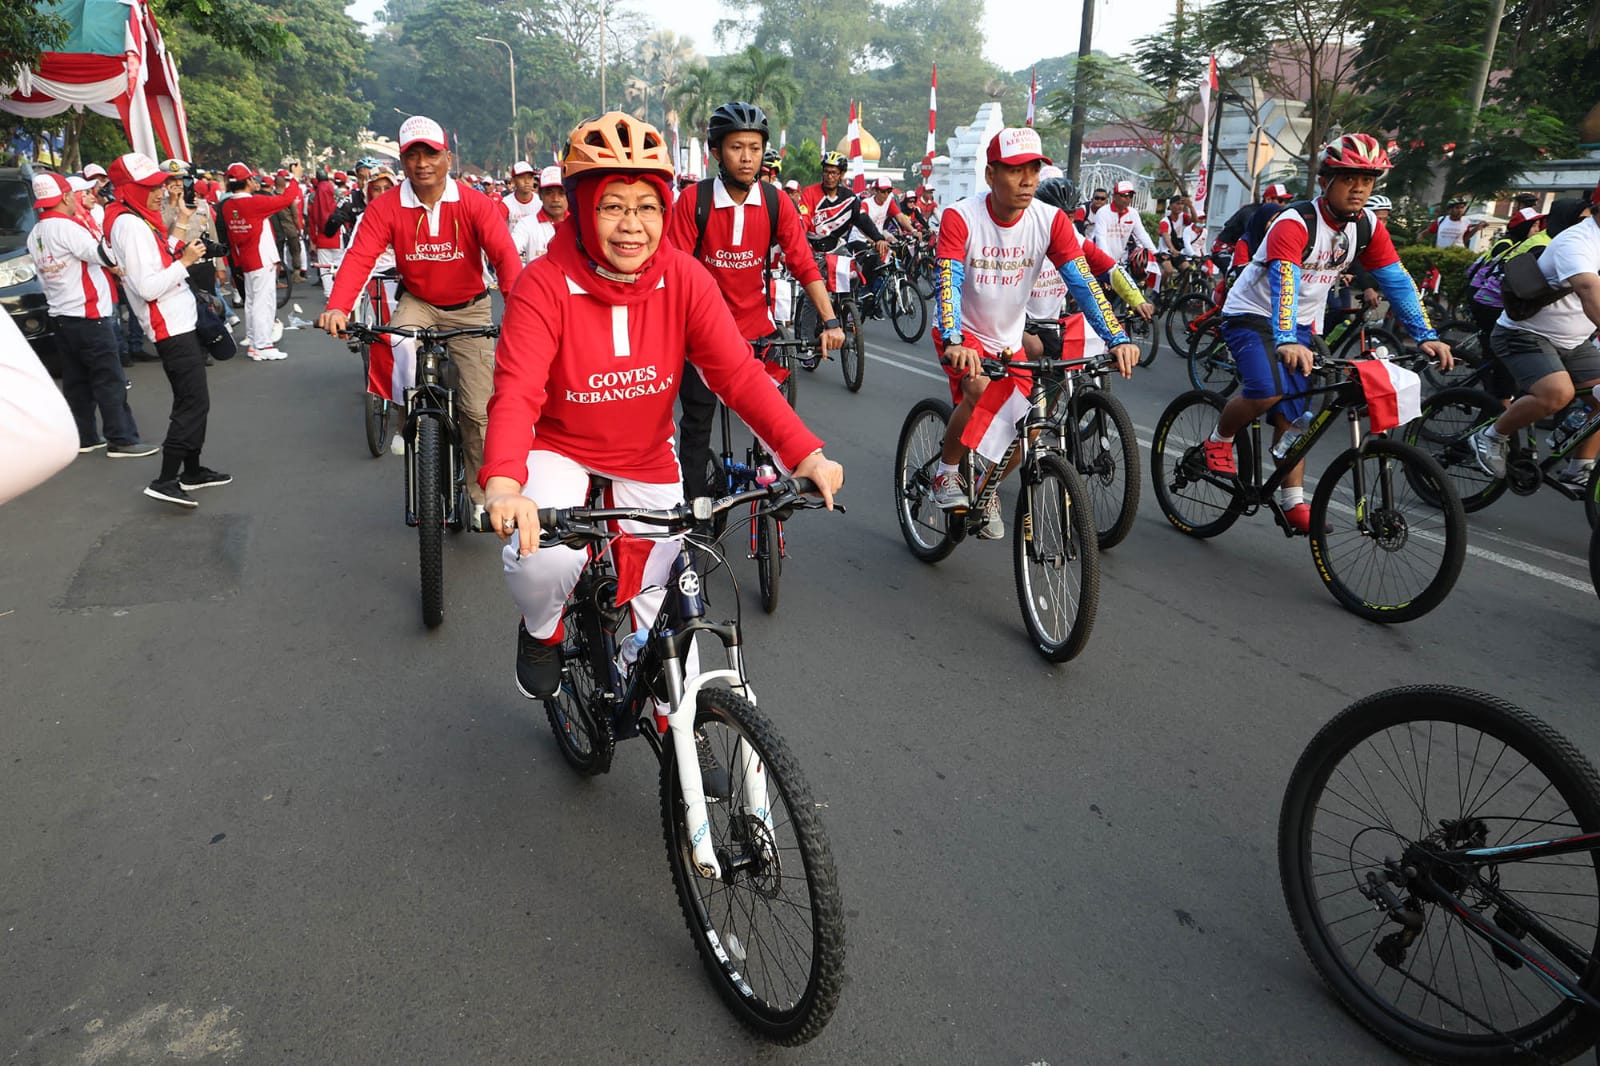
[1202,437,1237,475]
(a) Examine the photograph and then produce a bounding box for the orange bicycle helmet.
[563,112,674,181]
[1318,133,1392,174]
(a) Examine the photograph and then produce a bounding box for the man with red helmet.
[1204,133,1452,533]
[478,112,843,699]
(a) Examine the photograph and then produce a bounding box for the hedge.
[1396,245,1479,309]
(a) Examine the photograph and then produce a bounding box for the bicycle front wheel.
[755,511,781,614]
[661,687,845,1045]
[890,278,927,343]
[1401,387,1505,512]
[840,296,865,392]
[1150,390,1251,538]
[1164,292,1210,353]
[1012,454,1099,662]
[893,398,957,563]
[1308,439,1466,623]
[1279,685,1600,1064]
[1185,330,1240,396]
[415,415,446,627]
[1071,390,1140,549]
[1126,311,1160,367]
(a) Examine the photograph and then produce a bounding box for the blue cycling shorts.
[1220,314,1312,423]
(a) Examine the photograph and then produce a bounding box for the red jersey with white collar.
[666,178,822,339]
[220,189,300,271]
[27,214,116,318]
[481,248,823,487]
[328,178,522,316]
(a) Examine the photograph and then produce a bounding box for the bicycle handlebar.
[342,322,500,344]
[940,353,1120,378]
[473,476,843,543]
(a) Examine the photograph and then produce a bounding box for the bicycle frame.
[713,403,787,561]
[400,340,466,527]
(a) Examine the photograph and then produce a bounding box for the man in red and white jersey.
[1425,197,1484,248]
[931,128,1139,537]
[862,177,918,237]
[307,169,343,299]
[319,114,522,509]
[104,153,232,508]
[667,100,845,498]
[511,166,568,263]
[219,162,301,361]
[503,161,541,229]
[26,172,155,458]
[1090,179,1159,286]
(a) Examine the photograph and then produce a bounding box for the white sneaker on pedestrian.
[976,490,1005,539]
[1469,426,1508,479]
[226,314,241,329]
[246,347,264,361]
[930,469,969,509]
[255,346,287,361]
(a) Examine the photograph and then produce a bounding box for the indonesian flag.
[1355,358,1423,433]
[960,377,1032,463]
[824,252,854,293]
[1195,56,1217,207]
[1026,67,1036,127]
[779,127,787,157]
[671,120,680,174]
[821,115,828,150]
[848,101,865,194]
[925,63,937,163]
[609,531,678,608]
[1060,312,1107,360]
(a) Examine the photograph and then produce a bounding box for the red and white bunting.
[848,100,865,194]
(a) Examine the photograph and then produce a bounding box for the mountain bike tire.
[840,296,864,392]
[1308,439,1466,623]
[1071,390,1140,550]
[1164,292,1210,353]
[1185,330,1239,394]
[1400,387,1506,512]
[661,687,845,1045]
[544,621,612,775]
[1279,684,1600,1064]
[890,277,927,344]
[893,398,957,563]
[276,262,292,309]
[1150,390,1251,538]
[755,512,781,613]
[1012,453,1099,662]
[415,415,446,627]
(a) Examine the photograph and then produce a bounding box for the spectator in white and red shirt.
[319,114,522,508]
[479,112,843,700]
[511,165,568,263]
[25,172,155,457]
[219,162,301,361]
[503,161,541,229]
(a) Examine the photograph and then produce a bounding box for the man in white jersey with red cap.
[503,161,541,229]
[26,172,156,458]
[511,166,569,264]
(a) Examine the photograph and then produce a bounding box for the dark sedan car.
[1,164,61,377]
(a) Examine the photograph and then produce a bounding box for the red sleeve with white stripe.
[1045,209,1087,269]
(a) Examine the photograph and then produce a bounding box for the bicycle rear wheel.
[544,621,612,775]
[1185,330,1239,394]
[276,262,292,308]
[1126,310,1160,367]
[1401,387,1505,512]
[415,415,446,627]
[893,398,957,563]
[889,277,927,344]
[1164,292,1210,353]
[1279,685,1600,1064]
[755,511,781,614]
[840,296,864,392]
[1308,439,1466,623]
[1150,390,1251,538]
[661,687,845,1045]
[1012,453,1099,662]
[1071,390,1140,549]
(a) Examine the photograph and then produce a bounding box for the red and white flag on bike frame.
[1354,358,1422,433]
[823,253,855,294]
[608,530,679,608]
[960,374,1033,464]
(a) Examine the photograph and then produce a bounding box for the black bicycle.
[893,354,1100,662]
[1150,355,1468,623]
[874,238,928,344]
[795,250,865,392]
[484,477,845,1045]
[1280,684,1600,1063]
[344,321,498,627]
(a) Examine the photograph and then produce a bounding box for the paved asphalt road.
[4,292,1598,1065]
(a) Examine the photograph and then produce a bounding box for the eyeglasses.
[595,202,664,222]
[1091,195,1107,201]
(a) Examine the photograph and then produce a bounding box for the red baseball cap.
[986,127,1051,167]
[1512,207,1546,225]
[1263,183,1291,200]
[225,162,252,181]
[398,115,447,152]
[109,153,168,188]
[31,172,69,208]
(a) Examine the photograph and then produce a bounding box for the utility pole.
[1429,0,1506,204]
[1066,0,1094,181]
[599,0,607,113]
[475,36,517,166]
[1161,0,1185,173]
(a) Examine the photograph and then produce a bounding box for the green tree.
[260,0,371,162]
[667,63,725,135]
[0,3,69,82]
[723,46,800,127]
[154,0,289,63]
[783,138,821,187]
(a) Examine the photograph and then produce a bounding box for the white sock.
[935,461,959,479]
[1277,487,1305,509]
[1484,425,1507,441]
[1208,427,1231,444]
[1567,459,1594,476]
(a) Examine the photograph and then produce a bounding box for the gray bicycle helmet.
[1034,175,1081,213]
[706,101,769,147]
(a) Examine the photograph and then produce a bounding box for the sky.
[341,0,1177,69]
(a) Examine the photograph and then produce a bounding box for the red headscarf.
[545,172,675,306]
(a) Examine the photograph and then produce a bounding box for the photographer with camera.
[219,161,300,361]
[159,160,225,297]
[104,152,231,508]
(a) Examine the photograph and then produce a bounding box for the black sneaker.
[144,478,198,509]
[106,441,159,458]
[78,439,107,454]
[515,621,562,699]
[179,467,232,490]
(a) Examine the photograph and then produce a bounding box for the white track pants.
[316,247,340,298]
[243,266,277,351]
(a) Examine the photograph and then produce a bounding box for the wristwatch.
[821,318,842,330]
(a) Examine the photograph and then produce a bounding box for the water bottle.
[616,630,647,673]
[1272,414,1312,461]
[1547,408,1588,451]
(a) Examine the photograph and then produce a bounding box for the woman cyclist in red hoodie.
[480,112,845,699]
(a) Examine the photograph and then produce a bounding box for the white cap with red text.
[538,165,563,188]
[1114,179,1137,195]
[398,115,447,152]
[511,160,535,176]
[31,173,69,207]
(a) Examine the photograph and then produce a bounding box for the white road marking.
[869,355,1596,596]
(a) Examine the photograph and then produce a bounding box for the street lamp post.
[475,35,518,166]
[598,1,607,113]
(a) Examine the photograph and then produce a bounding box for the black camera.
[195,234,230,260]
[182,162,198,208]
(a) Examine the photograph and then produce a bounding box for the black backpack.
[690,177,784,307]
[1501,244,1573,321]
[1245,200,1374,265]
